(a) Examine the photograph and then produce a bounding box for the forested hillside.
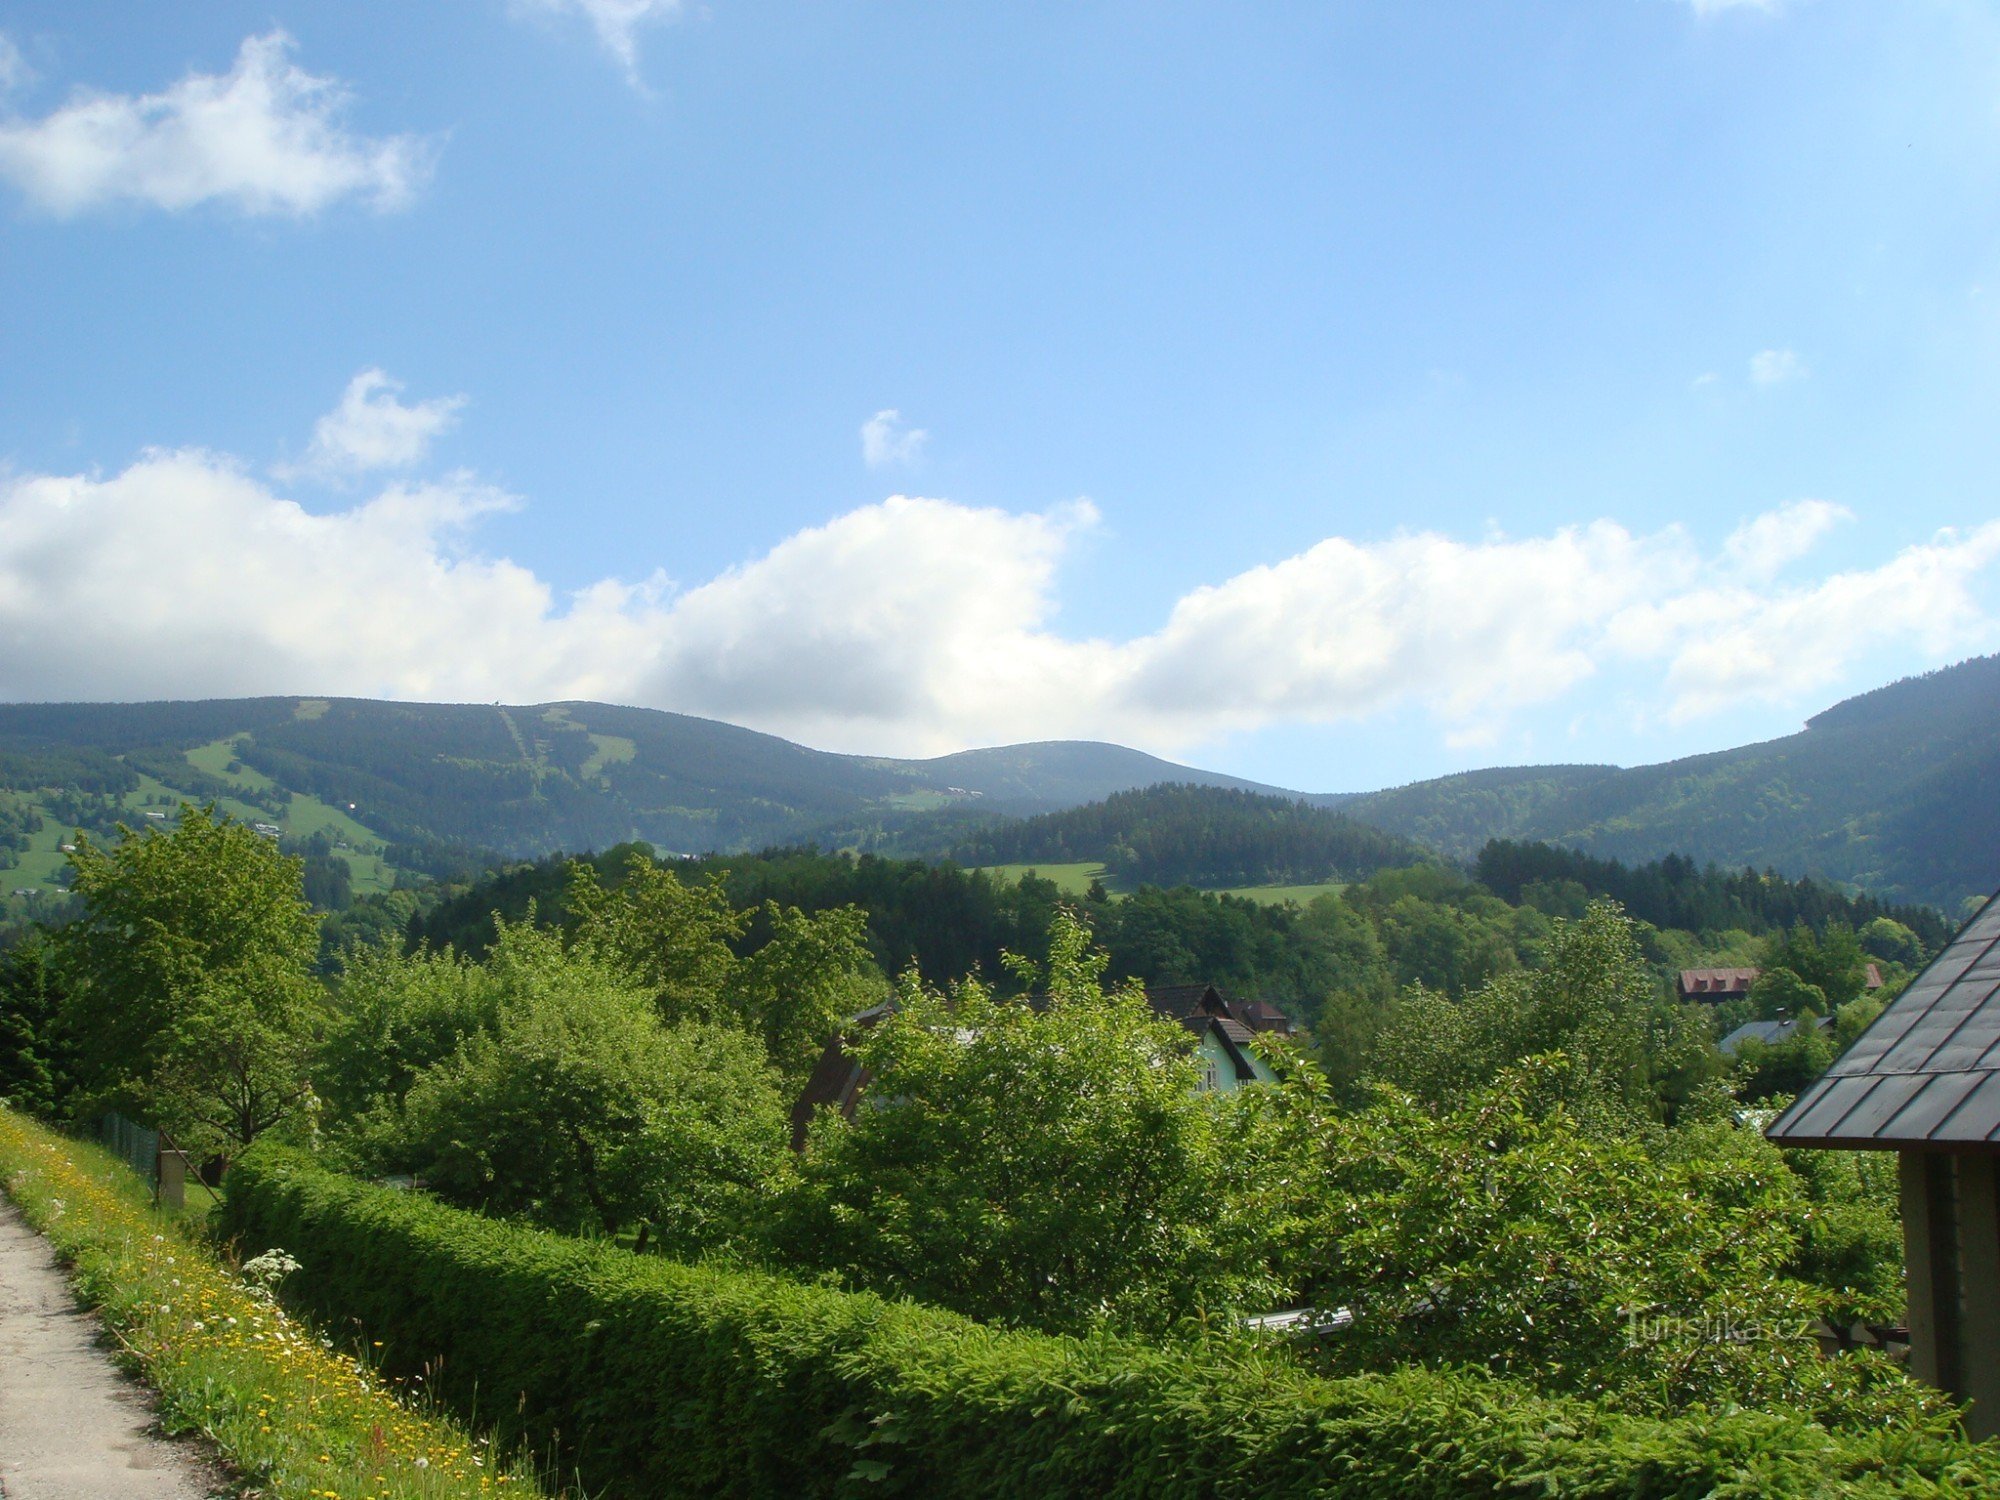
[6,653,1999,931]
[950,783,1431,888]
[0,697,1281,928]
[1330,654,2000,910]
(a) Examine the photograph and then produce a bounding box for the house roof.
[1144,982,1229,1021]
[1679,962,1885,1000]
[1719,1014,1832,1058]
[1766,892,2000,1152]
[1679,967,1760,997]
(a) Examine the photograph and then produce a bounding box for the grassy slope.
[0,1106,551,1500]
[1215,879,1348,906]
[975,861,1110,896]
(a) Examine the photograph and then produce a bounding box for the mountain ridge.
[4,652,1997,914]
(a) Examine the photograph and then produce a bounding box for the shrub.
[224,1144,2000,1500]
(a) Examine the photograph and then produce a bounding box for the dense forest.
[397,832,1946,1052]
[1473,840,1953,952]
[948,782,1431,887]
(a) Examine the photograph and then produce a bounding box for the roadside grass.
[0,1105,554,1500]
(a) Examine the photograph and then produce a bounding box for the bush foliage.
[224,1146,2000,1500]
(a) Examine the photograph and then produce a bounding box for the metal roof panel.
[1880,1072,1986,1142]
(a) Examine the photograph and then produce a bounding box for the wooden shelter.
[1766,891,2000,1437]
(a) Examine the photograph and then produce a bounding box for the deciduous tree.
[54,805,321,1156]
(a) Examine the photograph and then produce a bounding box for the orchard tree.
[1300,1060,1820,1412]
[55,805,322,1156]
[726,901,882,1089]
[1760,921,1870,1012]
[1367,902,1716,1129]
[315,937,505,1170]
[568,853,741,1026]
[399,919,786,1252]
[772,910,1260,1335]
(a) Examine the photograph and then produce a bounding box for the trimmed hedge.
[224,1145,2000,1499]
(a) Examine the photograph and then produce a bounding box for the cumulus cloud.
[1750,348,1808,386]
[278,370,467,480]
[1609,525,2000,721]
[516,0,684,78]
[0,451,659,706]
[0,31,432,217]
[860,409,927,469]
[2,446,1995,757]
[1723,499,1851,579]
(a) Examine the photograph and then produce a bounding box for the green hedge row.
[223,1145,1998,1499]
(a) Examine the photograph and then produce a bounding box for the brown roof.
[1144,983,1230,1021]
[1232,998,1296,1034]
[1767,892,2000,1152]
[787,1000,893,1149]
[1678,963,1886,1001]
[1678,967,1760,998]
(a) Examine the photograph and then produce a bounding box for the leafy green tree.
[726,902,882,1089]
[1296,1058,1825,1412]
[145,950,324,1159]
[1859,916,1925,967]
[316,938,503,1167]
[1745,964,1828,1023]
[1762,921,1869,1011]
[1777,1139,1905,1326]
[568,853,742,1026]
[54,805,322,1155]
[1368,902,1716,1128]
[400,920,785,1251]
[1734,1023,1838,1103]
[772,910,1257,1335]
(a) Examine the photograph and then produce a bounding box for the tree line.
[950,782,1432,887]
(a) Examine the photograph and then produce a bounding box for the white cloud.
[0,33,32,96]
[0,32,431,217]
[516,0,684,78]
[3,443,1995,758]
[860,409,927,469]
[1723,499,1851,578]
[278,370,467,480]
[1750,348,1808,386]
[1609,525,2000,721]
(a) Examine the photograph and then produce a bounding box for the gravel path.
[0,1199,226,1500]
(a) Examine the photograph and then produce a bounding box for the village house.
[1678,963,1884,1003]
[1718,1013,1834,1059]
[1766,890,2000,1439]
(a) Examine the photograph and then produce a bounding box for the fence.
[99,1111,160,1185]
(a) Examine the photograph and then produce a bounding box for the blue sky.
[3,1,1999,793]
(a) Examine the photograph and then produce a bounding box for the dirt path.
[0,1199,226,1500]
